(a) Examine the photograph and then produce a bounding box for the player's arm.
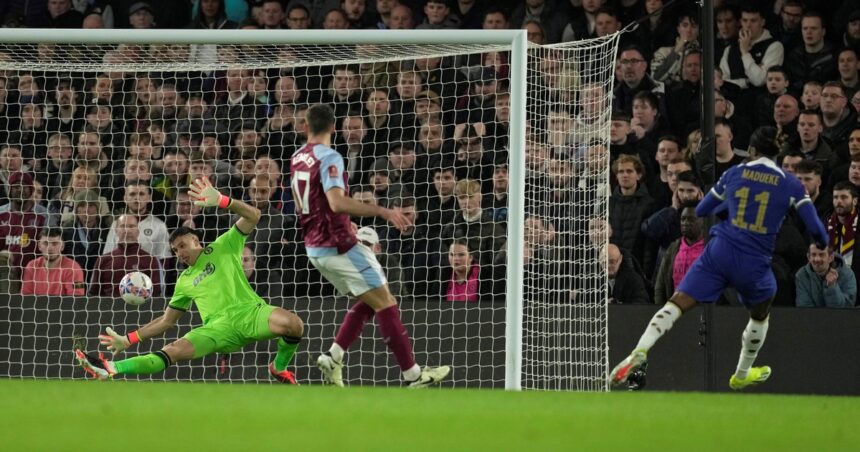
[325,187,411,231]
[189,177,261,234]
[796,199,829,248]
[696,168,731,216]
[99,307,184,355]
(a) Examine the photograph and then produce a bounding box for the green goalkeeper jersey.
[168,226,264,324]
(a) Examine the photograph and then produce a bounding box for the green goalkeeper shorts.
[183,303,278,359]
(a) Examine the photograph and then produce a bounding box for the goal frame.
[0,28,529,390]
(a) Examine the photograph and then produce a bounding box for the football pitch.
[1,380,857,451]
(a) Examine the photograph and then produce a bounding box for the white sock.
[403,364,421,381]
[734,317,769,379]
[328,343,345,363]
[634,303,682,352]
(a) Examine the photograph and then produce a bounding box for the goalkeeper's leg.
[265,307,304,384]
[75,339,194,380]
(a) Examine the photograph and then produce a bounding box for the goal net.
[0,30,618,390]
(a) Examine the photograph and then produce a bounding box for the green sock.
[113,353,168,375]
[273,336,301,372]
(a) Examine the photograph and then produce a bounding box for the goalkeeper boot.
[268,362,298,385]
[74,349,116,381]
[316,352,345,387]
[408,365,451,388]
[608,349,648,388]
[729,366,772,390]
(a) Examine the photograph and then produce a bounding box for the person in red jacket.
[89,214,163,297]
[21,227,85,296]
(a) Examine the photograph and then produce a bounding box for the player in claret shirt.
[74,178,305,384]
[609,126,829,390]
[290,104,450,388]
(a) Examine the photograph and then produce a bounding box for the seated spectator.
[443,239,488,302]
[698,119,745,184]
[239,173,293,283]
[21,227,84,296]
[369,159,392,208]
[511,0,566,44]
[801,80,822,110]
[773,94,800,148]
[386,141,424,193]
[0,145,29,204]
[0,171,47,294]
[651,12,700,84]
[609,155,656,272]
[483,163,509,225]
[642,169,703,260]
[794,109,839,177]
[666,50,703,139]
[785,12,837,94]
[795,160,831,218]
[820,82,858,149]
[128,2,157,29]
[323,8,350,29]
[796,244,857,308]
[103,181,171,260]
[424,165,458,239]
[62,189,110,276]
[827,181,860,279]
[165,188,203,231]
[606,243,650,304]
[453,122,495,189]
[153,149,189,201]
[441,178,505,267]
[416,0,461,30]
[718,5,784,90]
[753,66,789,128]
[838,49,859,99]
[44,80,84,134]
[654,202,705,304]
[89,214,163,298]
[612,46,665,115]
[779,149,804,176]
[324,65,363,118]
[48,165,108,228]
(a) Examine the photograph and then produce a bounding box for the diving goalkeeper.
[75,177,305,384]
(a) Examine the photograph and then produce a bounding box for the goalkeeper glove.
[189,177,231,209]
[99,327,139,356]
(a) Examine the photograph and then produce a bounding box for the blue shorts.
[676,237,776,307]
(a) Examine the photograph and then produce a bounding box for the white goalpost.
[0,28,618,391]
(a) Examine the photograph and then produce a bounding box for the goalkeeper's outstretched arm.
[188,177,260,234]
[100,307,184,355]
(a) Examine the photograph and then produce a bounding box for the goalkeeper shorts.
[309,243,387,297]
[183,303,278,358]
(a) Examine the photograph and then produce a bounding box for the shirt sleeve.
[212,225,248,256]
[20,263,34,295]
[168,285,192,311]
[69,264,85,296]
[319,150,346,193]
[743,41,784,87]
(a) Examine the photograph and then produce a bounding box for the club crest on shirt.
[203,246,213,255]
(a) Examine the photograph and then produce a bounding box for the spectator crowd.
[0,0,858,308]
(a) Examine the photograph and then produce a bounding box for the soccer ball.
[119,271,153,306]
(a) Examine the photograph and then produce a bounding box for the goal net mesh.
[0,34,617,390]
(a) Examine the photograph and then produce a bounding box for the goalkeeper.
[75,178,305,384]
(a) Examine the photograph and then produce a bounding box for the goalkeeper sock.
[274,335,301,372]
[333,301,375,357]
[113,351,171,375]
[634,302,682,352]
[734,317,769,379]
[376,304,417,373]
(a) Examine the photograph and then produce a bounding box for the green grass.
[1,380,857,452]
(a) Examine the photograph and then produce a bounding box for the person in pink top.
[21,227,85,296]
[446,239,481,302]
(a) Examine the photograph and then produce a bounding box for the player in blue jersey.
[608,126,829,390]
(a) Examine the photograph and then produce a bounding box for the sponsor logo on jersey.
[193,262,216,286]
[5,233,29,247]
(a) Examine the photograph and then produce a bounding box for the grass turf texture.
[1,380,857,451]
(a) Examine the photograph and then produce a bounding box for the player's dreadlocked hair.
[749,126,779,157]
